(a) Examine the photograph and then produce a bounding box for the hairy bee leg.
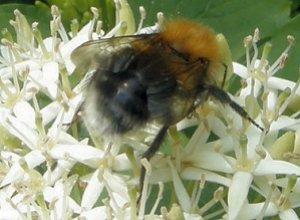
[206,85,264,131]
[137,126,169,206]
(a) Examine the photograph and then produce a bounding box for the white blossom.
[0,2,299,220]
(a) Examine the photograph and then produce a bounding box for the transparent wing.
[71,34,158,73]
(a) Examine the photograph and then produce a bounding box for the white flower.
[0,1,299,220]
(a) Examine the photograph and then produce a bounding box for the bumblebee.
[71,20,263,199]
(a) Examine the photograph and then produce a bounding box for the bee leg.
[205,85,264,131]
[137,126,169,206]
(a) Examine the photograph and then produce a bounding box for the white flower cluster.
[0,1,299,220]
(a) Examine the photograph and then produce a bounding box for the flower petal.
[228,171,253,220]
[169,160,191,212]
[254,159,300,175]
[246,125,261,159]
[4,115,38,149]
[279,209,299,220]
[233,62,248,78]
[50,144,104,168]
[13,101,35,129]
[1,162,25,187]
[207,115,227,138]
[188,151,234,173]
[43,160,75,186]
[268,77,300,94]
[0,60,40,80]
[269,116,300,131]
[40,101,61,125]
[181,167,231,187]
[80,207,107,220]
[238,202,278,219]
[0,209,23,220]
[81,169,104,210]
[183,123,210,156]
[24,150,45,169]
[113,153,131,171]
[103,170,128,200]
[42,61,59,98]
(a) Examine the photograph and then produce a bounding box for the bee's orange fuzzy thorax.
[161,20,220,62]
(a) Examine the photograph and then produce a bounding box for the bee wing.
[71,34,158,74]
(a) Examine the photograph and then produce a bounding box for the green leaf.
[0,0,35,4]
[268,14,300,81]
[0,4,51,37]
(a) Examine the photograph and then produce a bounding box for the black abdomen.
[95,68,149,134]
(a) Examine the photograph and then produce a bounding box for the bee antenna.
[205,85,264,131]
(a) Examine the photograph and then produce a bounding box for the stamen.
[50,5,60,18]
[256,183,276,220]
[70,19,79,37]
[33,94,46,136]
[239,134,248,167]
[191,174,206,211]
[161,206,168,218]
[0,77,12,97]
[258,42,272,73]
[13,9,33,50]
[250,28,260,69]
[124,147,139,176]
[50,20,58,56]
[149,182,164,215]
[138,158,151,219]
[191,180,200,207]
[203,209,225,220]
[88,7,99,40]
[32,22,50,59]
[261,91,271,129]
[55,16,69,43]
[104,21,126,38]
[137,6,146,32]
[102,198,113,219]
[254,131,268,161]
[9,20,19,38]
[199,187,224,215]
[2,39,20,94]
[267,35,295,76]
[156,12,164,30]
[244,35,253,75]
[96,21,103,36]
[283,174,297,199]
[114,0,121,25]
[60,68,74,98]
[1,28,13,42]
[128,187,137,218]
[279,74,300,115]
